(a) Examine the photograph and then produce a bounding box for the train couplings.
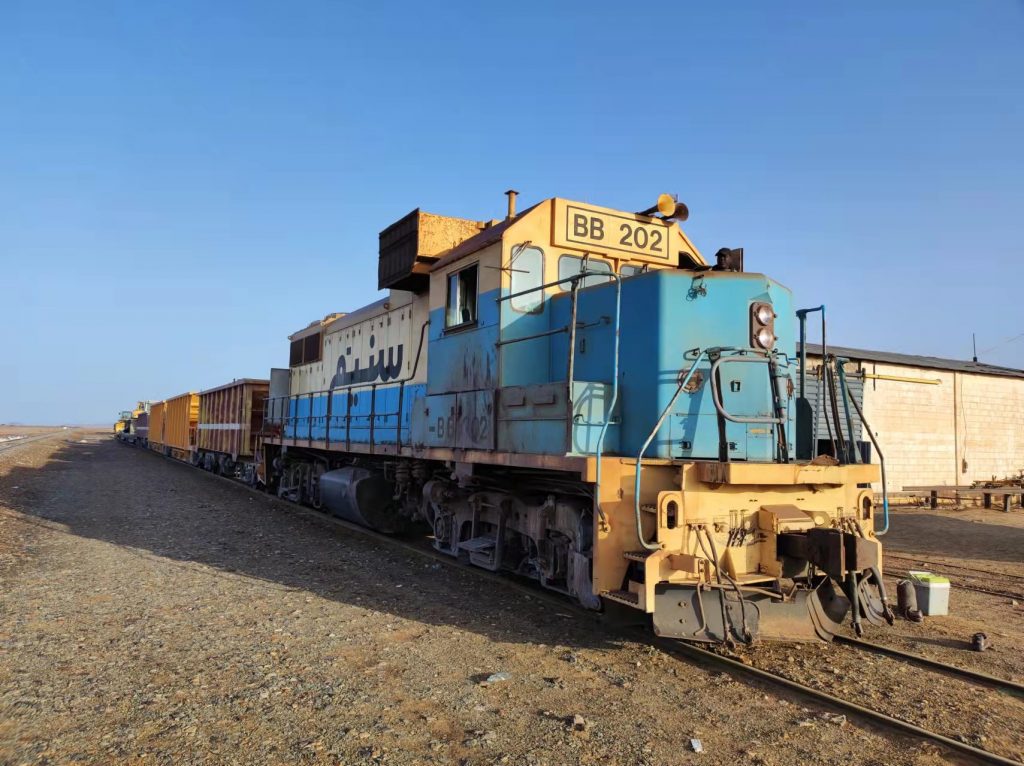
[650,517,894,644]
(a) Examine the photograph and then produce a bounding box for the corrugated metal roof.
[805,343,1024,379]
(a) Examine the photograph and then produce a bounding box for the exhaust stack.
[504,189,519,220]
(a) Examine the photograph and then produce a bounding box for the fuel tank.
[319,466,407,533]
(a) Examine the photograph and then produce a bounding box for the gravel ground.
[0,434,984,765]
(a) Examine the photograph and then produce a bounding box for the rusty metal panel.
[455,390,495,450]
[198,379,269,458]
[378,209,484,292]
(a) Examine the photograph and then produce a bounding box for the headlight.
[755,327,776,349]
[754,304,774,325]
[750,301,776,350]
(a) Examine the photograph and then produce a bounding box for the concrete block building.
[806,345,1024,493]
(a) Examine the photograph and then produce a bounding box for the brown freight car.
[162,392,199,461]
[195,378,269,482]
[148,401,166,453]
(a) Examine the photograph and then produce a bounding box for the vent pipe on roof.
[504,189,519,220]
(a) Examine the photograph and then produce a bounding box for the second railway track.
[0,431,66,455]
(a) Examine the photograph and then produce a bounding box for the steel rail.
[132,441,1024,766]
[835,636,1024,696]
[661,640,1024,766]
[884,555,1024,584]
[883,569,1024,602]
[0,431,65,454]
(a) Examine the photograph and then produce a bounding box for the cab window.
[557,255,612,290]
[621,264,646,278]
[445,263,478,329]
[509,246,544,313]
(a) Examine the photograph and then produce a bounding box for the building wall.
[809,355,1024,490]
[857,363,957,491]
[957,372,1024,484]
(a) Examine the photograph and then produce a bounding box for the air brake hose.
[695,526,734,646]
[703,527,752,643]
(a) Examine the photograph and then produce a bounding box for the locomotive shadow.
[0,437,622,652]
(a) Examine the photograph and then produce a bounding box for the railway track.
[0,431,65,455]
[664,640,1023,766]
[885,553,1024,601]
[887,554,1024,583]
[835,636,1024,696]
[131,442,1024,766]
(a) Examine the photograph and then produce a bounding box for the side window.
[557,255,612,291]
[445,263,478,329]
[509,246,544,313]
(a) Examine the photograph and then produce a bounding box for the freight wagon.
[194,378,268,482]
[131,401,151,447]
[148,401,166,453]
[160,392,199,461]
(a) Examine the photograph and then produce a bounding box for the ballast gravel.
[0,433,973,765]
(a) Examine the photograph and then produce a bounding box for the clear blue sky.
[2,2,1022,425]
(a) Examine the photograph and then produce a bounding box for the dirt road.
[0,435,972,765]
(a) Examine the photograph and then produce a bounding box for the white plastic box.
[908,571,950,616]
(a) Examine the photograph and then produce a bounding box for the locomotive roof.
[322,295,414,334]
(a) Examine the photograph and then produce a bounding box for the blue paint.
[427,288,501,394]
[499,286,552,387]
[282,383,427,447]
[277,269,798,464]
[549,270,796,459]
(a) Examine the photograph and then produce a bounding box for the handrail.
[494,260,622,526]
[633,349,711,551]
[593,271,621,529]
[708,353,785,425]
[267,320,430,447]
[496,270,614,304]
[835,359,859,464]
[494,317,606,347]
[841,365,890,536]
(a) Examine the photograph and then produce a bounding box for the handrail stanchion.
[845,382,890,536]
[632,349,710,551]
[496,266,622,529]
[835,359,859,465]
[593,273,621,530]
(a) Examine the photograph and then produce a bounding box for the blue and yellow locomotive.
[262,192,891,643]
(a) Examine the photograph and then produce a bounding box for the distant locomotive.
[243,192,894,643]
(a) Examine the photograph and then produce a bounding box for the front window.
[557,255,612,290]
[621,263,646,278]
[445,264,478,329]
[509,246,544,313]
